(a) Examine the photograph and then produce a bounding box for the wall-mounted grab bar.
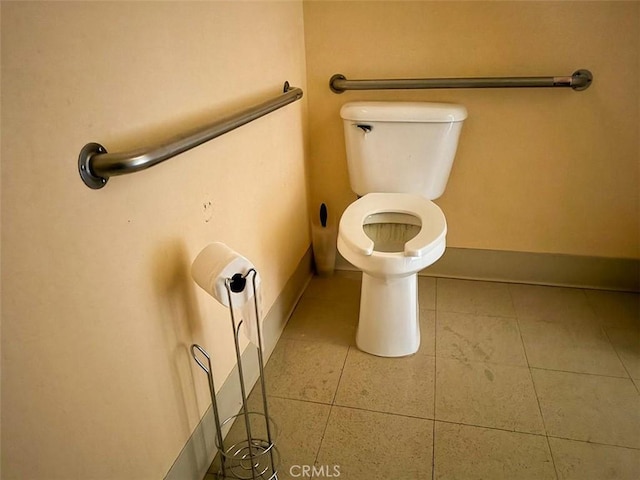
[329,70,592,93]
[78,82,303,189]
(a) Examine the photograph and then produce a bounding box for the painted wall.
[304,0,639,259]
[1,1,308,478]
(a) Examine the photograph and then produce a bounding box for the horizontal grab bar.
[79,82,303,189]
[329,70,592,93]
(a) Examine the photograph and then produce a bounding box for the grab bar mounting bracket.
[78,142,109,189]
[570,69,593,91]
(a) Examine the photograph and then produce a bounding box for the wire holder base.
[191,269,278,479]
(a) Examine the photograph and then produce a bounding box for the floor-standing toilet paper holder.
[191,269,278,480]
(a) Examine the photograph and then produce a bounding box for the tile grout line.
[312,344,352,468]
[601,328,638,385]
[588,286,639,393]
[425,353,631,380]
[545,432,640,451]
[509,285,560,480]
[266,393,333,407]
[331,342,352,406]
[312,404,333,469]
[528,365,634,381]
[582,287,640,395]
[324,402,436,422]
[580,287,633,381]
[434,417,556,439]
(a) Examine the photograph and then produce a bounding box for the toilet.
[337,101,467,357]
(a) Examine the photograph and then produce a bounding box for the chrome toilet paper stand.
[191,269,278,480]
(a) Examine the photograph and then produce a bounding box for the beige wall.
[1,1,308,478]
[304,0,639,259]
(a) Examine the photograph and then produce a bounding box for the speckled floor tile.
[301,270,362,303]
[584,290,640,330]
[437,278,515,317]
[436,311,527,366]
[335,347,435,418]
[605,326,640,378]
[532,369,640,448]
[435,357,544,434]
[418,275,437,310]
[315,406,433,480]
[264,338,347,403]
[549,437,640,480]
[281,294,358,346]
[509,284,597,324]
[419,308,436,356]
[519,318,627,377]
[434,422,555,479]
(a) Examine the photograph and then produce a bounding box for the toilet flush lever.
[355,124,372,133]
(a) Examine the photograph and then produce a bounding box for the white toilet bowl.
[338,192,447,357]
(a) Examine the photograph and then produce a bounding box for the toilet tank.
[340,101,467,199]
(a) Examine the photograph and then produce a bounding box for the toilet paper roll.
[191,242,263,347]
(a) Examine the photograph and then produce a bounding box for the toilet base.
[356,273,420,357]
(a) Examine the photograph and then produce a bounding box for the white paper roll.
[191,242,262,346]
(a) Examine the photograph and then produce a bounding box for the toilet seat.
[339,192,447,257]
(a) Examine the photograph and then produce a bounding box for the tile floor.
[207,272,640,480]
